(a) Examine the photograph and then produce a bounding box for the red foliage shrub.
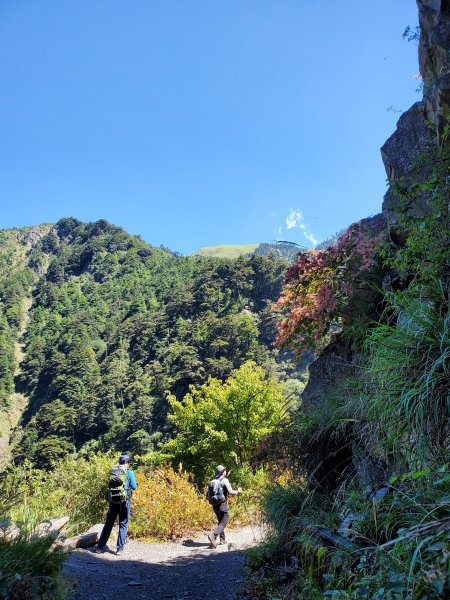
[274,222,385,354]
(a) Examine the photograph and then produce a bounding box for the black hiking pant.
[213,502,229,542]
[98,499,130,551]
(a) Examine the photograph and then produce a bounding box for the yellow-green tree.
[162,361,288,482]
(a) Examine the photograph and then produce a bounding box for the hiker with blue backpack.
[206,464,242,548]
[93,454,137,556]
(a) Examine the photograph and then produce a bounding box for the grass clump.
[0,535,68,600]
[365,288,450,459]
[0,477,69,600]
[251,467,450,599]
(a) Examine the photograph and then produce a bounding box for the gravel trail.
[65,526,261,600]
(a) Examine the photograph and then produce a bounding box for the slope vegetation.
[0,218,302,469]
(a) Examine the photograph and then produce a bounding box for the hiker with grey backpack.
[93,454,137,556]
[206,464,242,548]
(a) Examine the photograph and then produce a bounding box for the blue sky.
[0,1,419,254]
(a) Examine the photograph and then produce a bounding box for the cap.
[215,464,226,475]
[118,454,131,464]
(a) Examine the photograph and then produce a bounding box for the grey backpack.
[206,478,225,506]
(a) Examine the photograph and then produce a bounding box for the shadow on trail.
[181,539,211,548]
[66,544,251,600]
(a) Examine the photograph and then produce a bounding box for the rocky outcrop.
[380,102,435,226]
[0,516,105,552]
[417,0,450,137]
[300,344,355,412]
[381,1,449,229]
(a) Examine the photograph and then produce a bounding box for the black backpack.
[105,465,129,504]
[206,478,225,506]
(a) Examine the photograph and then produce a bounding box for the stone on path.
[32,516,70,540]
[56,531,98,551]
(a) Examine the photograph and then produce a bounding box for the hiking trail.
[65,525,261,600]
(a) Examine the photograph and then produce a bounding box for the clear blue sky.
[0,1,419,254]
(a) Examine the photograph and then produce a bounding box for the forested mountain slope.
[0,217,301,468]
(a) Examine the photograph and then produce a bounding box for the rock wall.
[381,1,449,228]
[418,0,450,137]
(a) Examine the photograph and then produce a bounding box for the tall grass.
[365,289,449,461]
[0,535,67,600]
[5,453,113,536]
[0,471,69,600]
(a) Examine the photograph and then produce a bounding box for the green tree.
[162,361,288,481]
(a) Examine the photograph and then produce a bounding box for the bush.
[130,466,211,540]
[3,455,255,542]
[274,220,385,354]
[162,361,289,483]
[4,456,212,541]
[7,453,113,536]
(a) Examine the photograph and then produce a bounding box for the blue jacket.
[126,469,137,491]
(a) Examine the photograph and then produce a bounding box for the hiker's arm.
[128,469,137,490]
[222,477,241,496]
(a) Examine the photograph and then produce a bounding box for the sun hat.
[118,454,131,464]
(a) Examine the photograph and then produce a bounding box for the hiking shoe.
[116,549,123,556]
[207,533,217,549]
[91,545,105,554]
[219,536,226,545]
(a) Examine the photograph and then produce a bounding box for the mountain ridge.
[194,241,302,261]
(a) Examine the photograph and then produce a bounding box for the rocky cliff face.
[380,102,435,229]
[381,0,449,229]
[418,0,450,136]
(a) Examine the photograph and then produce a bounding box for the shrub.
[273,221,385,354]
[162,361,289,483]
[5,456,211,541]
[7,453,113,536]
[130,466,211,540]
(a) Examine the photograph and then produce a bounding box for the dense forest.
[0,218,304,469]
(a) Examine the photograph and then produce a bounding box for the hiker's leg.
[213,506,221,527]
[98,503,119,548]
[214,506,226,543]
[213,506,229,539]
[116,500,130,551]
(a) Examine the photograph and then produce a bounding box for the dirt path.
[65,526,261,600]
